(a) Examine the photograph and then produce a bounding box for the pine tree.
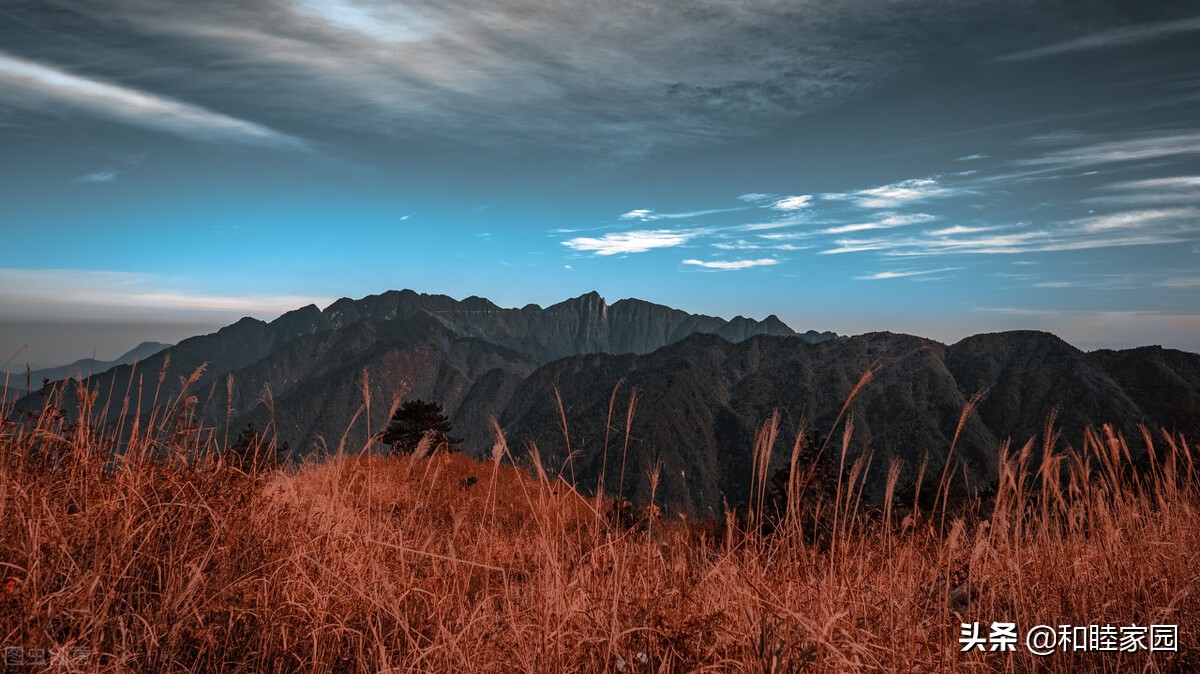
[379,399,462,454]
[227,423,285,472]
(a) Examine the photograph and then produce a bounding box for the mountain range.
[6,290,829,450]
[502,330,1200,514]
[2,341,171,399]
[7,290,1198,516]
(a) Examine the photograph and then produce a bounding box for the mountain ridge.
[8,290,832,453]
[7,291,1198,516]
[500,328,1200,514]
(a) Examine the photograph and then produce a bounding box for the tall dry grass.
[1,369,1197,672]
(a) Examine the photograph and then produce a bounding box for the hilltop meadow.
[1,367,1197,673]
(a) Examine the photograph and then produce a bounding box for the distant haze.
[1,319,220,371]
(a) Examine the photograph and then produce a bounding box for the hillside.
[502,330,1200,514]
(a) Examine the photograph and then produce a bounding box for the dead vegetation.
[1,368,1197,672]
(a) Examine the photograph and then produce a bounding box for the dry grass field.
[1,369,1197,672]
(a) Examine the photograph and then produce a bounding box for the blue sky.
[2,0,1199,367]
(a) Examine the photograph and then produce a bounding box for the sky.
[2,0,1200,368]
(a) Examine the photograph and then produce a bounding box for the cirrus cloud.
[824,177,959,209]
[682,258,779,270]
[994,16,1200,63]
[0,51,304,148]
[856,267,961,280]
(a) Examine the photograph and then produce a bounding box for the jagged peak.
[547,291,607,312]
[756,315,796,335]
[574,290,605,305]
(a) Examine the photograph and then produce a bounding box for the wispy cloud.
[737,193,773,203]
[0,51,303,147]
[957,153,989,161]
[557,137,1200,273]
[0,268,330,320]
[822,213,936,234]
[14,0,916,155]
[755,232,809,241]
[11,0,1154,157]
[820,216,1193,256]
[1161,276,1200,288]
[713,240,763,251]
[562,230,694,255]
[1087,176,1200,205]
[71,169,120,184]
[473,196,508,213]
[824,177,959,209]
[1029,273,1145,290]
[619,206,748,222]
[856,267,960,280]
[1014,132,1200,171]
[926,225,998,236]
[995,16,1200,63]
[682,258,778,270]
[820,238,894,255]
[1105,176,1200,191]
[881,229,1191,256]
[292,0,443,43]
[1075,208,1199,233]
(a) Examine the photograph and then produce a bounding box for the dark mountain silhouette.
[9,291,1197,517]
[2,341,170,399]
[9,291,828,455]
[500,330,1200,515]
[943,331,1148,447]
[1086,345,1200,435]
